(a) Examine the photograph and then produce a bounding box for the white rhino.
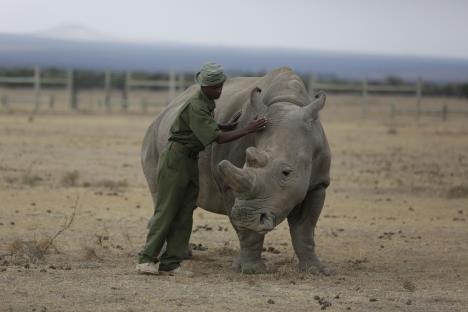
[141,67,331,274]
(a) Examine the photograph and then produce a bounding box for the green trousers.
[138,142,199,271]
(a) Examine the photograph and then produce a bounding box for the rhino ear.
[245,147,268,168]
[250,87,267,115]
[302,91,326,122]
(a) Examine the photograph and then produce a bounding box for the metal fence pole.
[178,72,185,92]
[104,70,111,112]
[416,76,422,119]
[361,79,368,120]
[308,74,316,96]
[33,66,41,113]
[123,72,130,111]
[1,95,8,111]
[141,98,148,112]
[442,103,448,121]
[49,95,55,110]
[390,101,396,120]
[168,70,176,104]
[67,69,76,110]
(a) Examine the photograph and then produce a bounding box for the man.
[137,62,268,275]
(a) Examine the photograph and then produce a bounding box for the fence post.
[390,101,396,120]
[308,74,316,96]
[33,66,41,113]
[1,95,9,111]
[141,98,148,112]
[168,70,176,104]
[361,79,368,120]
[104,70,112,112]
[49,95,55,110]
[123,71,130,111]
[416,76,422,119]
[67,69,76,110]
[442,103,448,121]
[178,72,185,92]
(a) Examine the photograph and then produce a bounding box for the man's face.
[202,83,224,100]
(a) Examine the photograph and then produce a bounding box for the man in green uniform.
[137,62,268,275]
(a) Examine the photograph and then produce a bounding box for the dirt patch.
[1,99,468,311]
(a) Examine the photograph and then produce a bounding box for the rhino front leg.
[288,186,330,275]
[232,229,267,274]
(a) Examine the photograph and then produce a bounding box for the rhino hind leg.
[288,186,331,275]
[232,229,267,274]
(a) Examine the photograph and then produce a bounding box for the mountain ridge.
[1,32,467,83]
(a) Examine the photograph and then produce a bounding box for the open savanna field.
[1,94,467,312]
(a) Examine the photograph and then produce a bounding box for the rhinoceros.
[141,67,331,274]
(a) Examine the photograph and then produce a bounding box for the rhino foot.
[299,258,332,276]
[232,257,267,274]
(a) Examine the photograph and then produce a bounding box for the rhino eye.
[282,169,292,177]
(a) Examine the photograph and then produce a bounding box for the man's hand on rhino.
[246,115,268,133]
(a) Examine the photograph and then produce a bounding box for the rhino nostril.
[259,213,268,224]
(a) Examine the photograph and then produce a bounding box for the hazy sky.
[1,0,467,59]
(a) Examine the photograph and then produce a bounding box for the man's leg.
[138,150,188,264]
[159,170,199,271]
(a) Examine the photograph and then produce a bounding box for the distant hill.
[1,32,468,83]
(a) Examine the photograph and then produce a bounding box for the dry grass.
[21,174,42,187]
[446,185,468,198]
[8,239,49,264]
[94,179,129,191]
[61,170,80,187]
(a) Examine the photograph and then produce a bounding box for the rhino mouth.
[231,206,276,234]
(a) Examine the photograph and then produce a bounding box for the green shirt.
[168,89,221,153]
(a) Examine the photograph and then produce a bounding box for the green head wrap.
[195,62,227,86]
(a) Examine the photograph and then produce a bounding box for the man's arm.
[215,116,267,144]
[218,111,242,132]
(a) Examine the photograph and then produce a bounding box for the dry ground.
[1,95,468,312]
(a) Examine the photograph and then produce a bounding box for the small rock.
[40,269,47,273]
[267,299,275,304]
[406,299,412,305]
[369,298,378,302]
[48,265,56,270]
